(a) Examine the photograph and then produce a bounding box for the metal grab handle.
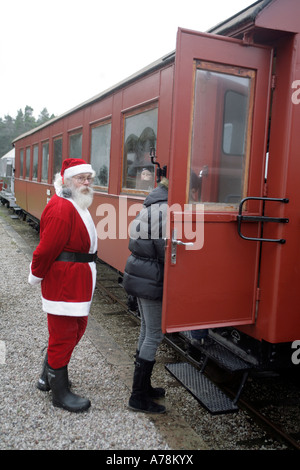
[237,196,289,244]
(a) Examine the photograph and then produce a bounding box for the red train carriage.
[13,57,174,272]
[13,0,300,373]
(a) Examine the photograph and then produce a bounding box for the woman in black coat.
[123,178,168,414]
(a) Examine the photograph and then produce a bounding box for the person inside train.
[138,167,154,191]
[123,176,168,414]
[28,158,97,413]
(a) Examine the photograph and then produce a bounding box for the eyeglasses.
[73,175,94,184]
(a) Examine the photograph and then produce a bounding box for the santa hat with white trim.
[61,158,95,182]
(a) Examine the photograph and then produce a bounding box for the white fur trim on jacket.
[41,298,93,316]
[28,263,43,285]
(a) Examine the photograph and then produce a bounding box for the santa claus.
[28,158,97,412]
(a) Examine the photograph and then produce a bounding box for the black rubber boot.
[135,351,165,399]
[128,356,166,414]
[37,353,71,392]
[36,353,50,391]
[47,365,90,413]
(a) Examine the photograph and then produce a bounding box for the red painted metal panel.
[240,34,300,343]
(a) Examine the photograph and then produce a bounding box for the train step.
[166,362,239,414]
[198,338,253,373]
[166,338,253,414]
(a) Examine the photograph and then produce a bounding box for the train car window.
[19,149,24,178]
[6,162,12,178]
[53,137,62,181]
[90,122,111,188]
[69,132,82,159]
[122,107,157,193]
[32,145,38,180]
[41,142,49,182]
[188,62,254,207]
[25,147,30,179]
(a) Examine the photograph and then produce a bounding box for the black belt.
[56,251,98,263]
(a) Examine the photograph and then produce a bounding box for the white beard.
[72,185,94,209]
[54,173,94,209]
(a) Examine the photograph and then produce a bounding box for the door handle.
[171,229,194,264]
[172,238,194,246]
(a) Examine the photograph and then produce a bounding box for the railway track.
[95,262,300,451]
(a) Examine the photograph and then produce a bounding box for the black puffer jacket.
[122,181,168,300]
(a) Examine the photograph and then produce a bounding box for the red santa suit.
[29,158,97,370]
[28,194,97,316]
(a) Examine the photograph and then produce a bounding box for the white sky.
[1,0,255,119]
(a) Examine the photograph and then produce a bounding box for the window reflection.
[90,123,111,187]
[69,132,82,159]
[122,108,157,192]
[53,138,62,181]
[19,149,24,178]
[42,142,49,181]
[189,65,253,206]
[25,147,30,179]
[33,145,38,179]
[223,91,248,155]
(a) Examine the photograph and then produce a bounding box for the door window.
[188,62,254,207]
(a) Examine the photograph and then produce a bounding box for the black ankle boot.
[47,365,90,413]
[36,353,50,391]
[135,351,165,399]
[128,356,166,414]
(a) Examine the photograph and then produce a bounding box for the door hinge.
[255,288,261,320]
[256,287,261,301]
[271,75,277,90]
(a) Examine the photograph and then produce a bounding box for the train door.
[162,29,273,333]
